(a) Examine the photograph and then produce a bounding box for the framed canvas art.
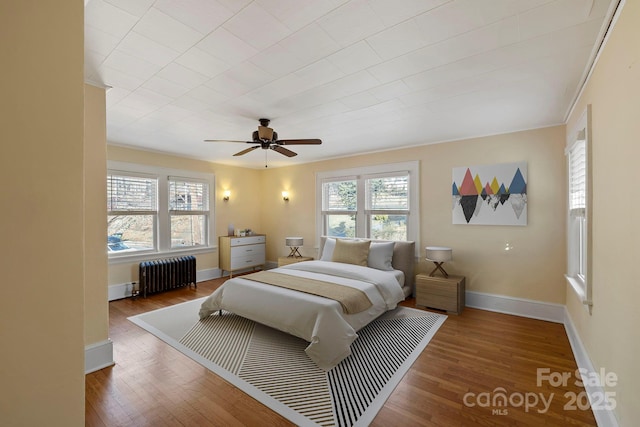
[452,162,527,226]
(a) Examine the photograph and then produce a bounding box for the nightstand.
[278,256,313,267]
[415,274,465,315]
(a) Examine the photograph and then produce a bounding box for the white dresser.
[219,235,266,277]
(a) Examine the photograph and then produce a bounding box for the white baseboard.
[196,267,220,282]
[108,282,135,301]
[108,268,223,301]
[85,339,114,374]
[465,291,565,323]
[563,309,620,427]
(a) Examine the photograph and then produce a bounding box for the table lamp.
[426,246,452,278]
[285,237,304,258]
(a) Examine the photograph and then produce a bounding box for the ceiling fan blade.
[204,139,252,144]
[277,139,322,145]
[271,145,297,157]
[233,146,260,156]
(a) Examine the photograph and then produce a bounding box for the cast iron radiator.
[139,256,196,297]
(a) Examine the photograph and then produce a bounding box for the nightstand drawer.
[417,293,457,312]
[417,280,456,297]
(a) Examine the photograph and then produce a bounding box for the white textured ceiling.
[85,0,616,169]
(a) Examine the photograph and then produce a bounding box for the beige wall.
[110,125,567,303]
[107,146,264,285]
[565,1,640,424]
[85,84,109,345]
[261,125,567,304]
[0,1,85,425]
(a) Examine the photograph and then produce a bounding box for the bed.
[199,237,415,370]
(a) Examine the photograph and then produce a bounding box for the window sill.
[564,274,592,312]
[108,246,217,265]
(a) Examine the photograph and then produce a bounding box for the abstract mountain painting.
[452,162,527,226]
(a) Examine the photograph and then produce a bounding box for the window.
[366,173,409,240]
[317,161,419,248]
[322,179,357,237]
[566,106,592,310]
[169,178,209,248]
[568,138,586,278]
[107,173,157,253]
[107,162,214,259]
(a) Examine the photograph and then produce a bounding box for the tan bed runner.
[242,270,373,314]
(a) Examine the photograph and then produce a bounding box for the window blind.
[366,174,409,210]
[107,174,157,212]
[569,140,586,212]
[169,179,209,212]
[323,179,357,211]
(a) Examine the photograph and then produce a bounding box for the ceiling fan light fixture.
[258,125,274,141]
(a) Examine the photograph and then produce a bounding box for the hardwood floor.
[86,278,597,426]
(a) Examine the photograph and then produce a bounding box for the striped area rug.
[129,300,446,427]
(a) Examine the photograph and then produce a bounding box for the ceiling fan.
[204,118,322,158]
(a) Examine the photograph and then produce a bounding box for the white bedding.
[198,260,405,370]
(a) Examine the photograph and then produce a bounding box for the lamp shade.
[285,237,304,247]
[425,246,452,262]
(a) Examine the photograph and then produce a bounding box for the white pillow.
[320,238,336,261]
[368,241,395,271]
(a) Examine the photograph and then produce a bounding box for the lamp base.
[428,261,449,278]
[287,247,302,258]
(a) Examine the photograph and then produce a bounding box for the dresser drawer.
[230,244,265,258]
[230,253,265,269]
[229,235,266,246]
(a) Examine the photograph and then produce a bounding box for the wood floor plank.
[86,278,597,426]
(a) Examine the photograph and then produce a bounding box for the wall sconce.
[282,191,289,201]
[223,190,230,201]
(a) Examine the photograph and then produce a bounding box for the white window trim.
[315,161,420,256]
[565,106,592,313]
[108,161,215,264]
